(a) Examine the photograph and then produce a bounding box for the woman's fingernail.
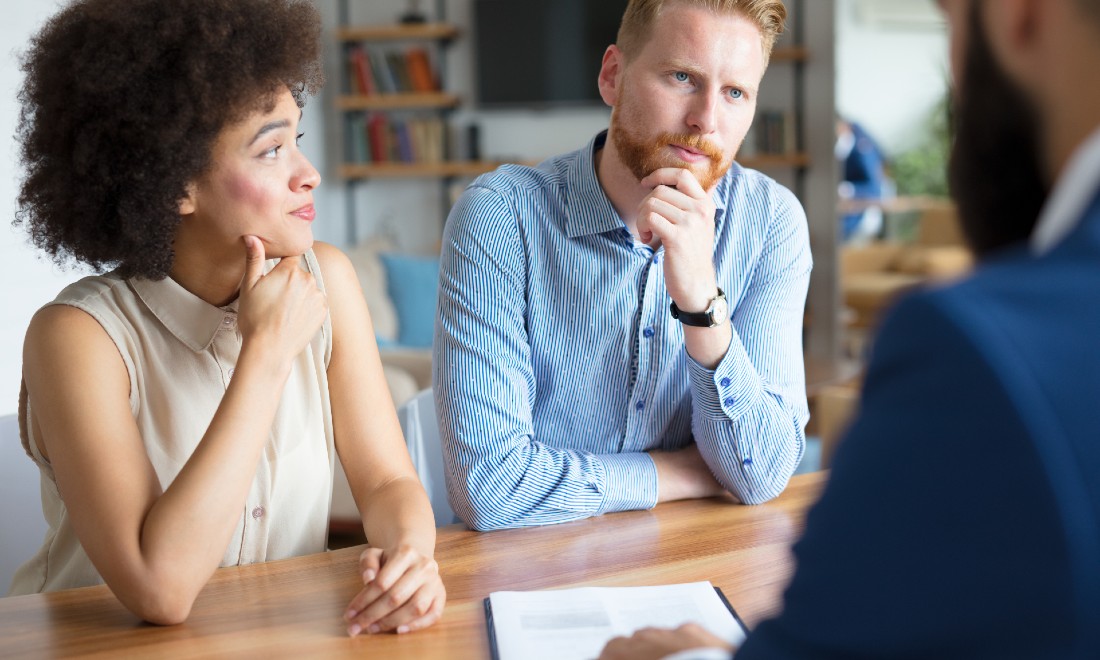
[362,570,375,582]
[368,624,381,634]
[397,625,410,634]
[344,609,357,621]
[348,623,361,637]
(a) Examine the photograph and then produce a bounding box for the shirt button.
[251,506,265,519]
[723,397,735,407]
[222,314,237,329]
[720,377,731,387]
[635,401,645,411]
[643,327,655,339]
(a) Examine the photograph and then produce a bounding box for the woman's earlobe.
[178,185,197,216]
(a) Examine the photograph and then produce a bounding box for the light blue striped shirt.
[434,131,811,531]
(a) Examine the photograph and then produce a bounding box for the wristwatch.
[669,288,728,327]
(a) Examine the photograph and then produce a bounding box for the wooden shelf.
[738,152,811,169]
[335,23,459,42]
[336,93,460,111]
[339,161,506,179]
[771,46,809,63]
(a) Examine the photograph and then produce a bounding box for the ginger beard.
[609,88,734,191]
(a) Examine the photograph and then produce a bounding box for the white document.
[486,581,746,660]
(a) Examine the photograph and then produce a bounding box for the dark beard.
[948,3,1050,258]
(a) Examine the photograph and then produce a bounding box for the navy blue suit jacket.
[737,192,1100,658]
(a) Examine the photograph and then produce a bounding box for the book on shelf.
[366,112,387,162]
[347,45,440,96]
[368,47,398,94]
[394,121,414,162]
[384,50,413,93]
[484,581,748,660]
[348,45,376,96]
[346,113,369,164]
[350,113,448,165]
[753,109,797,155]
[405,47,437,92]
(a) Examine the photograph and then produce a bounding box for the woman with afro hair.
[9,0,446,635]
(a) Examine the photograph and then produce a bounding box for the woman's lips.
[291,204,316,222]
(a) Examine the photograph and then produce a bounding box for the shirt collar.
[129,273,241,353]
[564,130,731,238]
[1031,125,1100,255]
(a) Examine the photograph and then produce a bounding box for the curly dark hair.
[14,0,324,279]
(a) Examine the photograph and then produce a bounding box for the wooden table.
[0,472,827,658]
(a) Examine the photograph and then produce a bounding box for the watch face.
[710,297,729,325]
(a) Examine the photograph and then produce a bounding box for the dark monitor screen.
[473,0,629,108]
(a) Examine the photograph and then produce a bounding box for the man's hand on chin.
[636,167,719,313]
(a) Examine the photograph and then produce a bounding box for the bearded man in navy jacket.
[601,0,1100,657]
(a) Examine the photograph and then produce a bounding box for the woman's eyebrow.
[248,111,302,146]
[248,119,290,146]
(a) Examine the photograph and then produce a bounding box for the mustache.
[658,132,723,163]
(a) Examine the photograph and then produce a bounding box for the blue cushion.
[378,252,439,348]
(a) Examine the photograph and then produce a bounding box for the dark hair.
[948,0,1047,258]
[14,0,324,279]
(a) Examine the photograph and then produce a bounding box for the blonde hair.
[616,0,787,66]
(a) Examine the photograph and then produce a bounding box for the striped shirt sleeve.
[688,185,812,504]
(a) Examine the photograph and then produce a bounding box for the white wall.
[835,0,948,155]
[0,1,76,417]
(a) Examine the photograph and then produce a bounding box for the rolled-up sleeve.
[690,185,812,504]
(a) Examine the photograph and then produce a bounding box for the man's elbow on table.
[450,477,523,532]
[721,466,795,506]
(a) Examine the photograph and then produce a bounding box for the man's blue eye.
[674,72,690,82]
[729,89,743,100]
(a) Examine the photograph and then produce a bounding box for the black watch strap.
[670,288,726,327]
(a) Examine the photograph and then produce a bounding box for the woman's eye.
[295,132,304,146]
[674,71,690,83]
[262,145,281,158]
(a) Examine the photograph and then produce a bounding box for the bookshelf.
[339,161,512,179]
[335,92,460,111]
[334,8,503,242]
[739,44,812,177]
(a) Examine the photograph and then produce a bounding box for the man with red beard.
[434,0,810,531]
[599,0,1100,657]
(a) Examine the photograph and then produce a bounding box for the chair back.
[397,388,455,527]
[0,414,48,594]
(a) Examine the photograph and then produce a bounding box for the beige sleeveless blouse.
[8,250,334,595]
